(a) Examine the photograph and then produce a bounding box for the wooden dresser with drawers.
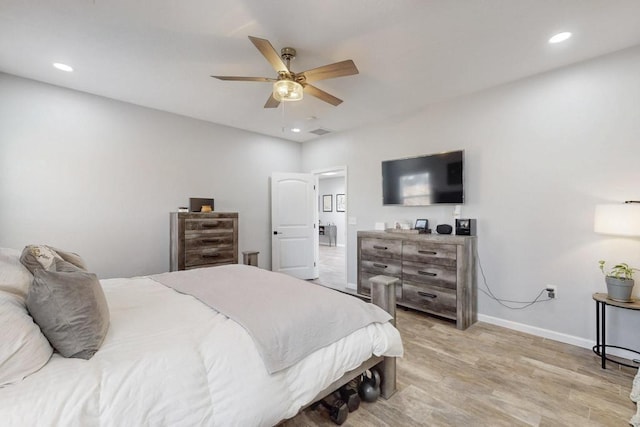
[357,230,477,330]
[170,212,238,271]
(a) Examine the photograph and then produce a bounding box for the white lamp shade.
[273,80,303,102]
[594,203,640,236]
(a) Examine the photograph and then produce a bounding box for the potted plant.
[598,260,638,302]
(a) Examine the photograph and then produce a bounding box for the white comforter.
[0,276,403,426]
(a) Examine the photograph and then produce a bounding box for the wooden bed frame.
[303,275,399,410]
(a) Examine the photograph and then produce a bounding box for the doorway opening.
[312,166,349,292]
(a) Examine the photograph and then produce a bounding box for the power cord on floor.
[475,245,552,309]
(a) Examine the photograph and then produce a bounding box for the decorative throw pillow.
[0,248,33,302]
[49,247,88,271]
[26,260,110,359]
[19,245,63,274]
[0,291,53,387]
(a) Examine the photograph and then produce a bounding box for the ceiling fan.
[212,36,359,108]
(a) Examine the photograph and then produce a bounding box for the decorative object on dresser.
[189,197,214,213]
[435,224,453,235]
[357,230,477,330]
[170,212,238,271]
[455,218,476,236]
[414,219,429,233]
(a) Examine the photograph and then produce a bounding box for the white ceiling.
[2,1,640,143]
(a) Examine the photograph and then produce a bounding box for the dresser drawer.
[402,260,456,290]
[360,238,402,260]
[361,258,402,277]
[184,233,235,250]
[401,282,456,320]
[359,270,403,299]
[185,218,234,232]
[403,242,456,267]
[185,248,236,268]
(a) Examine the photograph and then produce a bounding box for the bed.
[0,246,403,426]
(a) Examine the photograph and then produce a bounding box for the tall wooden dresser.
[357,230,477,330]
[170,212,238,271]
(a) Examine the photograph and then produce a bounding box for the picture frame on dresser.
[322,195,332,212]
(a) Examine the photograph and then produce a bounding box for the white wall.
[0,73,301,278]
[302,46,640,351]
[318,177,346,246]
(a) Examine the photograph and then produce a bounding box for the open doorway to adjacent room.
[312,166,348,292]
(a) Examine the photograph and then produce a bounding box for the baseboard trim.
[478,314,640,361]
[478,314,593,350]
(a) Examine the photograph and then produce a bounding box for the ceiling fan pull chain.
[281,97,286,132]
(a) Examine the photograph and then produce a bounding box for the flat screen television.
[382,150,464,206]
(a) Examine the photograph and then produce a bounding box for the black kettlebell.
[358,368,381,402]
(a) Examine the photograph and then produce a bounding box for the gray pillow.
[26,261,109,359]
[20,245,87,274]
[20,245,61,274]
[49,247,88,272]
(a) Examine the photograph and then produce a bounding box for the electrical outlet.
[546,285,557,299]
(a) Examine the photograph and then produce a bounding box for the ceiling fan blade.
[300,60,358,83]
[211,76,276,82]
[303,84,343,106]
[248,36,289,74]
[264,94,280,108]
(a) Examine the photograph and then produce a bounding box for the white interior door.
[271,172,319,279]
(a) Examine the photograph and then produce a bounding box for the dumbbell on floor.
[314,394,349,425]
[336,383,360,412]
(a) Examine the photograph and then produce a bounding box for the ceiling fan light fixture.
[273,80,303,102]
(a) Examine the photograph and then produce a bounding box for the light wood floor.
[298,244,637,426]
[312,244,347,290]
[285,306,637,426]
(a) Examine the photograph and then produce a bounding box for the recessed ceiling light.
[549,32,572,44]
[291,128,301,133]
[53,62,73,72]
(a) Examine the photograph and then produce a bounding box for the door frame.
[312,165,349,288]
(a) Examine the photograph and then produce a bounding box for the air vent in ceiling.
[309,128,331,136]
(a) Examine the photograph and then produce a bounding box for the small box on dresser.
[357,231,477,330]
[170,212,238,271]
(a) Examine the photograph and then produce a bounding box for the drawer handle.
[373,245,388,250]
[418,271,437,277]
[201,239,221,244]
[418,291,437,299]
[202,223,219,228]
[202,254,220,258]
[373,263,388,269]
[418,250,437,255]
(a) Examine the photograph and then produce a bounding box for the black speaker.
[455,219,476,236]
[435,224,452,235]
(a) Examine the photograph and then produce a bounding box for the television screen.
[382,150,464,206]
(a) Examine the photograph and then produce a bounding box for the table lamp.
[594,201,640,302]
[594,201,640,237]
